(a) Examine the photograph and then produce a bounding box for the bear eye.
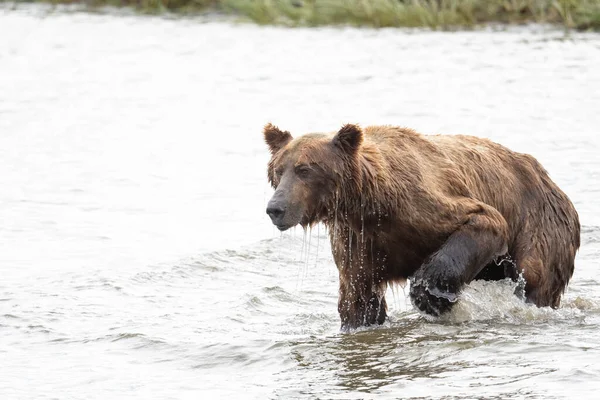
[295,164,311,178]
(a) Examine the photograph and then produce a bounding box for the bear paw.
[409,279,459,317]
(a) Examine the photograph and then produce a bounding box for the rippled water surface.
[1,6,600,399]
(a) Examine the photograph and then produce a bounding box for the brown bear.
[263,123,580,330]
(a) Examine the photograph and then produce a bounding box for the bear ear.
[264,123,293,155]
[332,124,363,154]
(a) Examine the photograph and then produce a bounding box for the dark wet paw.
[409,280,458,317]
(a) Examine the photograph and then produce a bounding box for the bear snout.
[266,201,287,229]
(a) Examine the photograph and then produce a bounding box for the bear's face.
[264,123,363,231]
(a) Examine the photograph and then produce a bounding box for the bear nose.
[266,205,285,222]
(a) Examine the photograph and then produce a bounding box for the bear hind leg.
[517,254,556,308]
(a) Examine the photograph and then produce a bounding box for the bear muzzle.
[266,201,291,231]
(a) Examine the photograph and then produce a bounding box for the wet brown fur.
[264,124,580,330]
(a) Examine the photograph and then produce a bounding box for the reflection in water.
[323,319,453,390]
[285,317,566,398]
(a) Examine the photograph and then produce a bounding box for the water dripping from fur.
[295,228,308,291]
[303,227,313,284]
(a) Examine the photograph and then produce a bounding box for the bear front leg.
[338,278,387,331]
[330,227,388,330]
[410,202,509,316]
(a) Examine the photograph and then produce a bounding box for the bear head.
[264,123,363,231]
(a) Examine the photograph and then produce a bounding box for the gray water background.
[1,6,600,399]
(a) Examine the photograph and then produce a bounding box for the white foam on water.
[442,279,590,324]
[386,278,599,325]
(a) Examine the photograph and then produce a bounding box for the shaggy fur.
[264,123,580,330]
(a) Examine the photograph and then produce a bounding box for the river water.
[1,5,600,399]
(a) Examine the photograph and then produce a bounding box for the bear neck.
[324,147,399,235]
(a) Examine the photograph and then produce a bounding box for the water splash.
[562,295,600,311]
[439,279,587,324]
[384,278,596,326]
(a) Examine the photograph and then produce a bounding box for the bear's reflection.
[287,317,466,393]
